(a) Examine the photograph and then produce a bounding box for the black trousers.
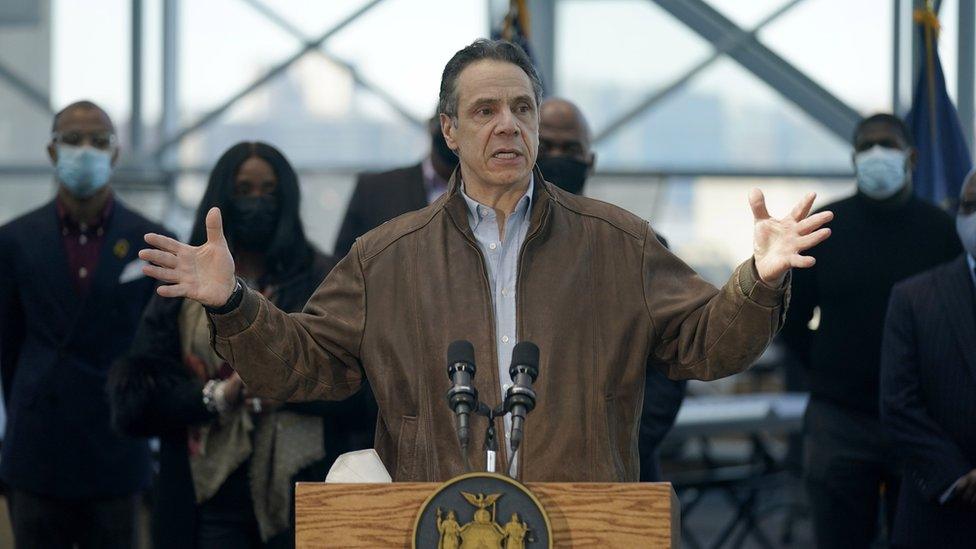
[803,398,902,549]
[8,488,138,549]
[196,463,293,549]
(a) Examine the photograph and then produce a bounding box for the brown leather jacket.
[210,172,788,482]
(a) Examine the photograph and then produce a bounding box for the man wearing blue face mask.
[779,113,961,548]
[0,100,170,547]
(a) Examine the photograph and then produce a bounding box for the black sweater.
[780,193,960,417]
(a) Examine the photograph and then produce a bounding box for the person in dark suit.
[536,96,686,481]
[880,172,976,548]
[779,113,961,548]
[0,100,170,548]
[333,116,459,258]
[108,142,376,548]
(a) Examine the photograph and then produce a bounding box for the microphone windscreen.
[447,340,476,370]
[510,341,540,369]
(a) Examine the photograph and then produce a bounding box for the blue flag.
[491,0,546,95]
[906,16,972,209]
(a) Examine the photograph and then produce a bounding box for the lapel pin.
[114,238,130,259]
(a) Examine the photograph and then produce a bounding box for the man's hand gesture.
[140,207,237,307]
[750,189,833,286]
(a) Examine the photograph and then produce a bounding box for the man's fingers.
[145,232,185,255]
[790,254,816,269]
[143,264,181,284]
[139,248,178,269]
[205,207,226,245]
[795,228,831,251]
[790,192,817,221]
[156,283,187,298]
[796,210,834,235]
[749,188,770,221]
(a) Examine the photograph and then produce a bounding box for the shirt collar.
[460,174,534,228]
[967,254,976,287]
[56,192,115,232]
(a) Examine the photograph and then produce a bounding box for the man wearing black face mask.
[780,113,961,548]
[536,98,595,195]
[333,115,459,258]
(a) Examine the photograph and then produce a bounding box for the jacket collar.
[442,166,554,243]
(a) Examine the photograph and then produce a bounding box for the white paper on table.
[325,449,392,483]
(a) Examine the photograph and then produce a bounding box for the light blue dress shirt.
[460,175,534,459]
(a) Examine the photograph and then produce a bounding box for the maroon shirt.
[56,194,114,296]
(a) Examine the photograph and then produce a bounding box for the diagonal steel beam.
[152,0,386,159]
[0,59,53,115]
[648,0,861,142]
[239,0,424,128]
[595,0,804,144]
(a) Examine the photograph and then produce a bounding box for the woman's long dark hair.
[189,141,312,281]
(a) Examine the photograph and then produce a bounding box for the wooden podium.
[296,481,680,547]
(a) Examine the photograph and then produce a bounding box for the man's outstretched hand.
[750,189,833,286]
[140,207,237,307]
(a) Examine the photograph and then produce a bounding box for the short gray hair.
[438,39,544,120]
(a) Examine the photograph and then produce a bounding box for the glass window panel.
[556,0,713,132]
[51,0,131,120]
[244,0,376,39]
[593,58,852,172]
[758,0,892,114]
[706,0,795,29]
[179,0,299,121]
[326,0,488,121]
[176,55,427,171]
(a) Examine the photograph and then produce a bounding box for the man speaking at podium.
[138,39,832,482]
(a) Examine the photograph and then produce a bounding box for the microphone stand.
[475,401,513,476]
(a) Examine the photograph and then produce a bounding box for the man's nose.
[495,107,520,135]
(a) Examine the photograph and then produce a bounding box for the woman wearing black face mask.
[108,142,377,548]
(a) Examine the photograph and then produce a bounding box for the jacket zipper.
[511,199,550,478]
[459,234,505,470]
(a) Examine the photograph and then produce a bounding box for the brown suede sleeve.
[208,243,367,402]
[642,223,790,381]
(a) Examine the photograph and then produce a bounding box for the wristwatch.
[205,279,244,315]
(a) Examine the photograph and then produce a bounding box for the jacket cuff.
[737,258,788,308]
[208,286,262,337]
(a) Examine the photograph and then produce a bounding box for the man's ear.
[440,113,459,153]
[111,146,121,167]
[47,142,57,165]
[586,152,597,176]
[907,146,918,171]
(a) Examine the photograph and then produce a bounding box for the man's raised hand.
[750,189,833,286]
[140,207,237,307]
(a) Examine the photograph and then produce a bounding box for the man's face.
[852,122,915,170]
[539,103,593,168]
[47,106,118,166]
[441,59,538,190]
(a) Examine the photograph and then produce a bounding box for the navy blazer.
[0,197,168,498]
[881,254,976,548]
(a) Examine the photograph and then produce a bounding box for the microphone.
[446,340,478,453]
[505,341,539,455]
